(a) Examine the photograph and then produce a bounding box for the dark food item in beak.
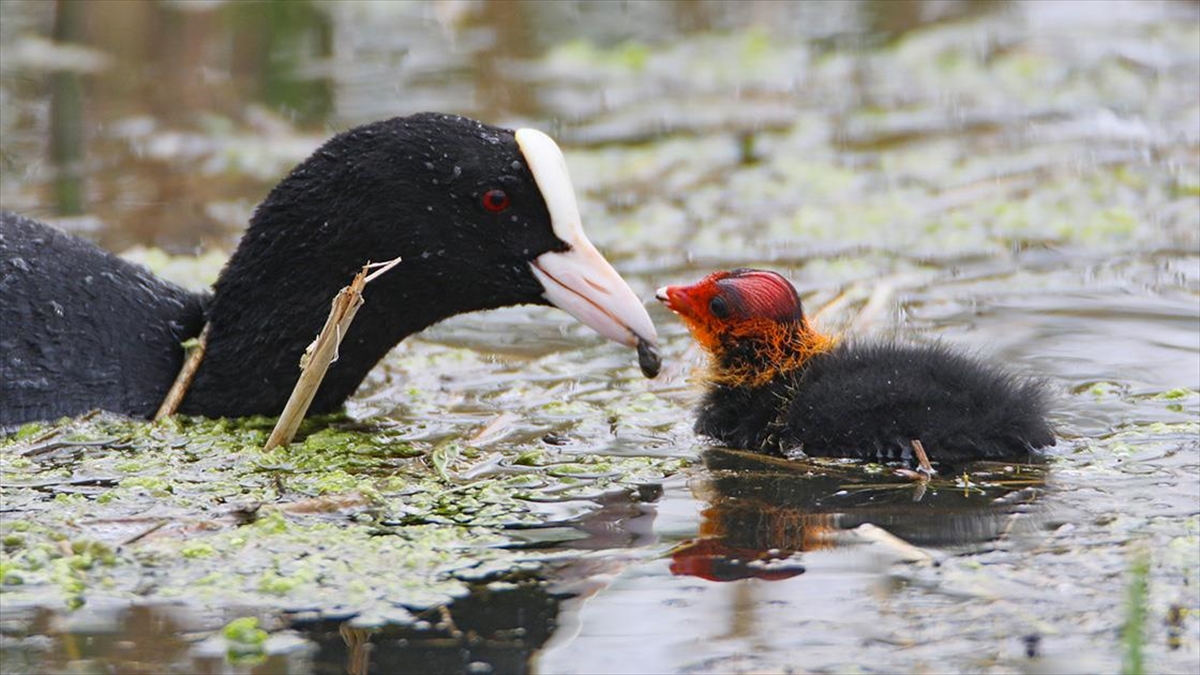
[637,336,661,379]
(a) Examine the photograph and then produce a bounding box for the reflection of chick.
[668,536,808,583]
[668,450,1049,582]
[668,504,834,581]
[657,269,1055,465]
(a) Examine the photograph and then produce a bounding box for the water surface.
[1,1,1197,673]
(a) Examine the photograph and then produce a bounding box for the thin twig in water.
[263,255,402,451]
[155,324,211,420]
[910,480,928,502]
[810,286,854,325]
[911,439,935,476]
[892,440,937,488]
[852,523,936,564]
[851,282,895,335]
[21,438,122,458]
[120,520,170,546]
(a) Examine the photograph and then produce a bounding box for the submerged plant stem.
[1122,546,1150,675]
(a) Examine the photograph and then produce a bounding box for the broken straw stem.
[263,256,402,451]
[911,438,935,476]
[154,324,211,420]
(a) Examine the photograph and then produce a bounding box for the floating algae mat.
[0,415,685,620]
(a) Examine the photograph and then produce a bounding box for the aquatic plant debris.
[222,616,268,665]
[0,415,685,619]
[1123,546,1151,675]
[264,255,403,450]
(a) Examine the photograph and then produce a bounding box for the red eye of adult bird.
[657,268,1055,467]
[482,189,510,213]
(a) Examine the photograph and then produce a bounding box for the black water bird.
[656,269,1053,465]
[1,113,660,426]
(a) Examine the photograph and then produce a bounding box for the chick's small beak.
[655,284,691,317]
[655,286,674,308]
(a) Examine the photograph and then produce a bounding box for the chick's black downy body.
[696,340,1054,465]
[659,269,1055,466]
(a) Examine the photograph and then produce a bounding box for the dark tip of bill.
[637,337,661,379]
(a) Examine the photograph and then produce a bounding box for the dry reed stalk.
[154,324,211,420]
[263,256,402,450]
[910,438,935,475]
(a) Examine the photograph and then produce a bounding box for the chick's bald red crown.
[656,268,805,330]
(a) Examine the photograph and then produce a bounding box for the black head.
[187,113,658,416]
[227,114,559,310]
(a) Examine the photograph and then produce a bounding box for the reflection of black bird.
[657,269,1054,465]
[1,113,660,425]
[293,578,562,675]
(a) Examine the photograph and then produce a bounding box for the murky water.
[1,1,1198,673]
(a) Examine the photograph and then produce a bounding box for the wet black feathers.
[185,113,560,417]
[696,340,1055,465]
[1,213,206,425]
[1,113,566,425]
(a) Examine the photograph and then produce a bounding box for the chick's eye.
[482,189,510,213]
[709,295,730,319]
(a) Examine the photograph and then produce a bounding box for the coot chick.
[656,269,1054,465]
[0,113,659,426]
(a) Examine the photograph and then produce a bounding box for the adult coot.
[656,269,1054,466]
[0,113,659,425]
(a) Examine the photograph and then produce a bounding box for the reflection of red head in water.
[668,538,806,582]
[667,504,841,583]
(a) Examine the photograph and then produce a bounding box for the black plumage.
[1,113,658,426]
[696,340,1054,464]
[1,213,205,422]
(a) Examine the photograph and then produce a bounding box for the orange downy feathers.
[708,316,836,388]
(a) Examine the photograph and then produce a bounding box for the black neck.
[180,255,469,418]
[177,128,460,417]
[694,373,796,454]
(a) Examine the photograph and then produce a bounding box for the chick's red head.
[656,268,803,346]
[656,269,833,386]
